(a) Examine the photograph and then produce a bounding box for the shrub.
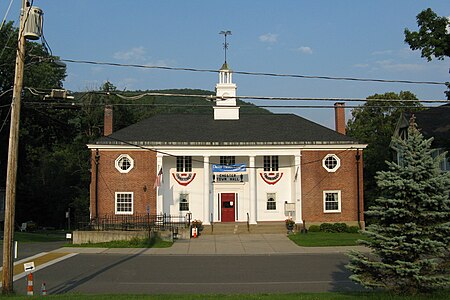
[333,223,348,233]
[319,223,334,232]
[347,226,360,233]
[308,225,320,232]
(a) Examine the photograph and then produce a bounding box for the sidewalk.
[55,233,369,255]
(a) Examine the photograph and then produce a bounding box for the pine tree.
[347,120,450,294]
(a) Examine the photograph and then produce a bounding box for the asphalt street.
[14,253,363,294]
[0,241,66,261]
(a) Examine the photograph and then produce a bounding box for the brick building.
[87,63,367,228]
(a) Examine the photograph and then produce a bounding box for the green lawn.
[69,236,173,248]
[289,232,368,247]
[1,292,449,300]
[8,231,67,242]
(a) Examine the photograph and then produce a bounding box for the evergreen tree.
[347,119,450,294]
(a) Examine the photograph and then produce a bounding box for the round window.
[115,154,134,173]
[322,154,340,172]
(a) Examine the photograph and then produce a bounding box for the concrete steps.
[201,222,288,235]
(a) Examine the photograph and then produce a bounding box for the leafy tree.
[1,21,70,227]
[404,8,450,99]
[347,122,450,294]
[404,8,450,61]
[346,91,422,211]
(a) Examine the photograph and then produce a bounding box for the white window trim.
[322,154,341,173]
[323,190,341,213]
[266,192,277,211]
[115,192,133,215]
[115,154,134,173]
[179,193,189,211]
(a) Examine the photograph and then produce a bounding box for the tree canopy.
[404,8,450,99]
[404,8,450,61]
[346,91,422,211]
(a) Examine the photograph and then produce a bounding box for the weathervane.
[219,30,232,63]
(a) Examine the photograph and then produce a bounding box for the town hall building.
[87,63,367,228]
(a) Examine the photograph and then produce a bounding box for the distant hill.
[113,88,271,115]
[73,88,271,131]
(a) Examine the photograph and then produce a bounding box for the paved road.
[14,253,363,295]
[0,241,66,261]
[3,234,367,295]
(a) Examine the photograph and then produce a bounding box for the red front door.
[221,193,235,222]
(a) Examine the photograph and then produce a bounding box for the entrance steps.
[201,222,288,235]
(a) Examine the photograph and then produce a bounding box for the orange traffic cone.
[41,282,47,296]
[26,273,33,296]
[192,227,197,238]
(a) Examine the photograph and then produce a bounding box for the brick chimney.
[334,102,346,135]
[104,105,113,136]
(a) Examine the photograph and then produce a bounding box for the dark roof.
[400,104,450,149]
[94,113,359,146]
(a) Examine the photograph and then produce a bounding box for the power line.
[59,58,448,86]
[0,0,15,31]
[23,88,450,104]
[22,101,448,110]
[0,103,12,133]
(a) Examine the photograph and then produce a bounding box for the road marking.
[120,280,354,285]
[0,252,78,286]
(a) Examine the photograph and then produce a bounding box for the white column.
[294,154,303,224]
[249,156,257,224]
[156,154,163,214]
[203,156,210,225]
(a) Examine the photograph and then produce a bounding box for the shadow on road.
[330,260,365,292]
[49,248,147,294]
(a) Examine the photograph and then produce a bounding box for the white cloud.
[113,46,146,61]
[353,63,369,68]
[296,46,313,54]
[371,50,394,56]
[144,59,175,68]
[375,60,424,72]
[259,33,278,43]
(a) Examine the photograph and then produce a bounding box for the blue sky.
[1,0,449,128]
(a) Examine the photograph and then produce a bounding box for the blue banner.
[212,164,246,172]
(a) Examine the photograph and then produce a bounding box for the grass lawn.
[289,232,368,247]
[68,236,173,248]
[8,231,67,242]
[1,292,449,300]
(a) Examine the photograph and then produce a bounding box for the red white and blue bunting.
[172,172,196,186]
[260,172,283,185]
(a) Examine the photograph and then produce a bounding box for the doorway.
[221,193,235,222]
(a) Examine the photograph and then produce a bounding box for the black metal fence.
[77,214,190,232]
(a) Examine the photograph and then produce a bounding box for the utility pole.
[2,0,28,294]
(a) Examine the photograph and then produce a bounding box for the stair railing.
[210,213,214,234]
[247,212,250,232]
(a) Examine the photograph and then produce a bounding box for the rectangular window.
[263,156,279,171]
[176,156,192,172]
[220,156,235,166]
[179,194,189,211]
[323,190,341,213]
[115,192,133,215]
[266,193,277,210]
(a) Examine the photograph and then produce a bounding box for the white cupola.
[213,62,240,120]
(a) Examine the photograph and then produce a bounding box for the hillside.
[73,88,271,131]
